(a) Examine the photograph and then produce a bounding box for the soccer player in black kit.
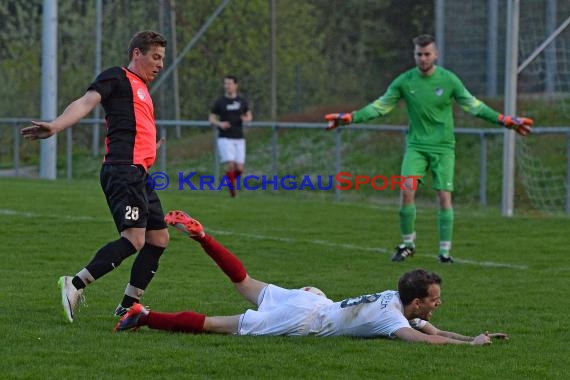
[21,31,170,323]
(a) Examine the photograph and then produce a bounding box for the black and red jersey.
[88,67,157,169]
[210,95,250,139]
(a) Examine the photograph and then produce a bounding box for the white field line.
[445,258,528,270]
[2,209,527,270]
[208,229,528,270]
[208,228,391,254]
[0,209,96,221]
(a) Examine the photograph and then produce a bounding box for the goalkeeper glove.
[498,114,533,136]
[325,113,353,131]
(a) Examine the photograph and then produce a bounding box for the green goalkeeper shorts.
[401,148,455,192]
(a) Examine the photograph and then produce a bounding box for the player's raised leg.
[164,210,205,238]
[165,210,267,305]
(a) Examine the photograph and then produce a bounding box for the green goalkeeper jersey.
[352,66,500,153]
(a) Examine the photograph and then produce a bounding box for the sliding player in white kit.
[115,211,507,345]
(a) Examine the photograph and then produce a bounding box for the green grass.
[1,178,569,379]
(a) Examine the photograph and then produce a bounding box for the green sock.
[437,208,454,256]
[399,204,416,248]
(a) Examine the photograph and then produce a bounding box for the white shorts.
[217,138,246,164]
[237,284,333,336]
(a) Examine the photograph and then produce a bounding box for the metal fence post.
[271,123,278,178]
[66,128,72,180]
[480,132,488,206]
[335,128,341,201]
[566,131,570,214]
[13,125,20,177]
[160,126,167,174]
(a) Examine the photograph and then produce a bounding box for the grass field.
[1,178,569,379]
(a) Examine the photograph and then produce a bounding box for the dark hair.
[398,269,442,305]
[128,30,167,60]
[413,34,436,48]
[224,75,238,84]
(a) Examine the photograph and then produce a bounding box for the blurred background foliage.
[0,0,434,120]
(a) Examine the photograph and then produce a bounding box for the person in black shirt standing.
[209,75,252,197]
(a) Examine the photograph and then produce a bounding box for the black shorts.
[100,164,167,232]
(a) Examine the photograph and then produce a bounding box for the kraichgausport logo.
[147,172,421,192]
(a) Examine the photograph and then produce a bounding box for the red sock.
[225,171,236,197]
[143,310,206,333]
[197,234,247,282]
[234,169,243,178]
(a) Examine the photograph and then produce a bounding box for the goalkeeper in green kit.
[325,34,533,263]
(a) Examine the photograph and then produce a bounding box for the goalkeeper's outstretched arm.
[453,74,534,136]
[324,80,402,131]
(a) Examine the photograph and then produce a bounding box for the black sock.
[129,243,165,292]
[85,237,137,279]
[121,295,140,309]
[71,276,86,290]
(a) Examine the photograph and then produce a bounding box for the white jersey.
[237,285,426,338]
[314,290,426,338]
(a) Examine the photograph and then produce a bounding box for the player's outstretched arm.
[417,321,473,342]
[415,321,509,343]
[21,90,101,140]
[395,327,503,345]
[324,112,353,131]
[498,114,534,136]
[395,327,472,344]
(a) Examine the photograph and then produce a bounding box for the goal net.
[516,0,570,214]
[441,0,570,214]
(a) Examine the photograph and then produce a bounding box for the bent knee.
[147,228,170,248]
[125,236,146,251]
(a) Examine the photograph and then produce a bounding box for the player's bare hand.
[20,121,57,140]
[471,333,492,345]
[218,121,231,130]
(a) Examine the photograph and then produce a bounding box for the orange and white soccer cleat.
[164,210,205,238]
